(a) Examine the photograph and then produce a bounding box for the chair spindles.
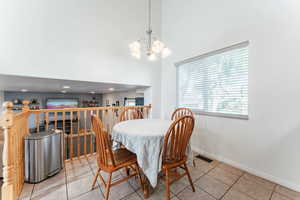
[162,115,195,200]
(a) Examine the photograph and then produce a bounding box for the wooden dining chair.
[171,107,197,167]
[162,115,196,200]
[119,107,144,175]
[91,115,144,200]
[119,107,143,122]
[171,107,194,121]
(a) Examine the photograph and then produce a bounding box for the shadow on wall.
[191,114,300,191]
[266,124,300,184]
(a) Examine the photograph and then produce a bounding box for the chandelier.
[129,0,171,61]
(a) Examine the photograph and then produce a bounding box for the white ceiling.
[0,74,148,94]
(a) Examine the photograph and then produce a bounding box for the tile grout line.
[64,165,69,200]
[206,168,243,187]
[86,156,106,198]
[119,170,141,193]
[111,168,142,200]
[29,184,35,200]
[134,158,219,199]
[269,183,278,200]
[66,157,100,199]
[228,173,270,200]
[200,163,278,200]
[270,185,295,200]
[269,190,275,200]
[175,161,221,199]
[120,191,142,200]
[218,171,246,200]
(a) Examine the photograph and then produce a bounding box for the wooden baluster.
[21,101,30,137]
[111,108,114,129]
[22,100,30,136]
[70,111,73,160]
[95,109,100,153]
[104,109,108,133]
[89,110,93,154]
[45,112,49,131]
[113,108,118,128]
[110,108,114,133]
[62,111,66,160]
[22,100,30,112]
[62,112,66,135]
[84,110,87,156]
[77,111,81,158]
[0,102,16,200]
[96,109,99,118]
[107,109,111,134]
[54,112,58,130]
[35,113,40,133]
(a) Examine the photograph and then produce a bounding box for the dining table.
[111,118,192,198]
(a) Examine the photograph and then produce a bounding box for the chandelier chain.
[148,0,152,32]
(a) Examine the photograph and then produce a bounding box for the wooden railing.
[0,102,151,199]
[28,105,151,160]
[0,102,30,200]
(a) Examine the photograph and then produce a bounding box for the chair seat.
[162,156,187,169]
[112,148,137,166]
[91,115,144,200]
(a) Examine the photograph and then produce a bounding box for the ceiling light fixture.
[63,85,70,89]
[129,0,171,61]
[89,91,96,94]
[108,88,115,91]
[61,90,67,93]
[21,89,28,92]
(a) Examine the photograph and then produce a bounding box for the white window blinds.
[176,42,249,119]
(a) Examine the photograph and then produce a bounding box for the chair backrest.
[119,107,144,122]
[91,115,116,168]
[163,115,195,163]
[171,107,194,121]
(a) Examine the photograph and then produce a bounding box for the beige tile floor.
[18,155,300,200]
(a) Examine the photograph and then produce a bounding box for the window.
[176,41,249,119]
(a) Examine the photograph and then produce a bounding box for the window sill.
[191,110,249,120]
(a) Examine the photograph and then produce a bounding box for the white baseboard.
[192,146,300,192]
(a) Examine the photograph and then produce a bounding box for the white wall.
[102,89,144,106]
[162,0,300,191]
[0,0,162,117]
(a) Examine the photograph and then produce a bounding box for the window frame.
[175,41,249,120]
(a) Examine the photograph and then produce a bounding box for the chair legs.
[184,163,195,192]
[135,163,144,188]
[91,168,101,190]
[164,163,195,200]
[125,167,130,176]
[92,164,144,200]
[165,169,171,200]
[104,172,112,200]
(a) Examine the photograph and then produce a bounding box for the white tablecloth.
[111,119,172,187]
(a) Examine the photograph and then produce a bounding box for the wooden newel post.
[22,100,30,112]
[0,101,16,200]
